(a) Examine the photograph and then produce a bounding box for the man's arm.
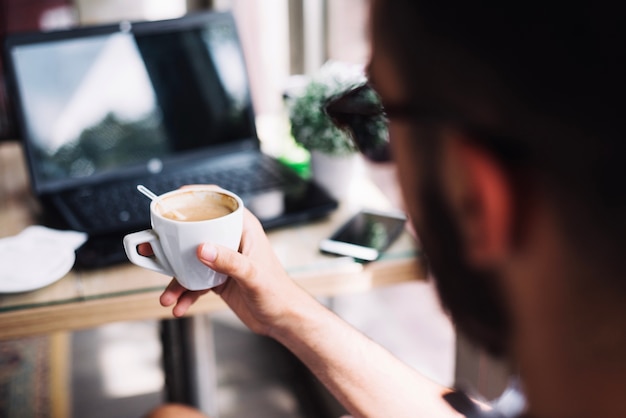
[160,210,465,418]
[272,289,465,418]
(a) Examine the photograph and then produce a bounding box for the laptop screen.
[5,12,257,193]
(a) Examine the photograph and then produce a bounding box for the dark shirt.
[444,379,526,418]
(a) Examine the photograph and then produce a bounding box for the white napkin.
[0,226,88,293]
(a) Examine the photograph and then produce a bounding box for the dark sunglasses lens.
[325,86,391,162]
[335,113,390,162]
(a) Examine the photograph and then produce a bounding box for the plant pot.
[309,150,359,201]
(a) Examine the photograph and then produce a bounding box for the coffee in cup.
[158,189,238,221]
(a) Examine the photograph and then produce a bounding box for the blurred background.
[0,0,370,142]
[0,2,462,418]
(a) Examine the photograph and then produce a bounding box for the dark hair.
[373,0,626,278]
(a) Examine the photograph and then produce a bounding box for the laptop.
[3,11,338,267]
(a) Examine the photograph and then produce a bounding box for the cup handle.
[123,229,175,277]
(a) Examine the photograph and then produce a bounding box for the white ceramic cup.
[123,187,243,290]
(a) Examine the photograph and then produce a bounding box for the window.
[2,0,371,133]
[222,0,371,115]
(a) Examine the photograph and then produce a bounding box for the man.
[148,0,626,416]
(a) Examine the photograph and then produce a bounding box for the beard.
[415,168,512,359]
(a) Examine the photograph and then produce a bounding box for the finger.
[197,242,256,283]
[138,243,154,257]
[172,290,208,317]
[160,279,187,307]
[210,279,229,296]
[242,208,264,232]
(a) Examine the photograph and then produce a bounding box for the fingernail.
[200,243,217,262]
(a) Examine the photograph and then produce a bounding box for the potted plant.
[287,61,366,200]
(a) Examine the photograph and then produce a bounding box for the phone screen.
[333,211,405,249]
[320,210,406,260]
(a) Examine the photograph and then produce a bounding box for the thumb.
[196,242,256,282]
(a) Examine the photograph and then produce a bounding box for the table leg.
[160,315,219,416]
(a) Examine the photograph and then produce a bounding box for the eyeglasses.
[324,83,394,162]
[326,83,536,171]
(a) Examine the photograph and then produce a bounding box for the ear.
[441,132,513,266]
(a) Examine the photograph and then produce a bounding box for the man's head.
[367,0,626,359]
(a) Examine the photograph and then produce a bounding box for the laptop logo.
[147,158,163,174]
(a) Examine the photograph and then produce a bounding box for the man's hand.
[158,209,310,338]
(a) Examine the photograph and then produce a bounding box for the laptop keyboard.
[63,155,301,234]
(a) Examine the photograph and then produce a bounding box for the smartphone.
[319,209,407,261]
